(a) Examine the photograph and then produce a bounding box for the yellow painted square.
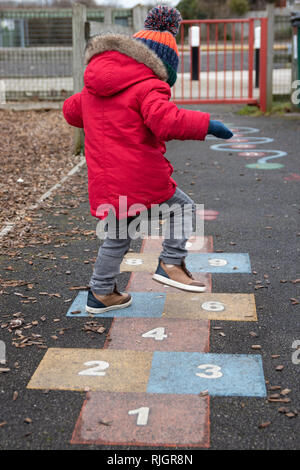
[121,254,157,272]
[27,348,153,392]
[163,293,257,321]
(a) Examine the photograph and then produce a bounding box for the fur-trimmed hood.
[83,33,168,97]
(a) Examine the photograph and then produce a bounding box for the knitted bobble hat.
[133,5,182,87]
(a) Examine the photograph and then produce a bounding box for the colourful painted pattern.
[27,231,265,448]
[210,126,287,170]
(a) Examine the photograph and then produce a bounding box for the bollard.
[254,25,261,89]
[189,26,200,81]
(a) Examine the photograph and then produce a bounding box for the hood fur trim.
[84,33,168,83]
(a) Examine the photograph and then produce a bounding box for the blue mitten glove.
[208,120,233,139]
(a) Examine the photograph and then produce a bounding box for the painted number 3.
[196,364,223,379]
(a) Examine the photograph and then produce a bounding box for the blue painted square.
[186,253,251,273]
[66,291,166,318]
[147,352,266,397]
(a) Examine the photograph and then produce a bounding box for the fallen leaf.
[281,388,291,396]
[268,397,291,403]
[285,412,296,418]
[98,420,112,427]
[258,421,271,429]
[278,407,290,414]
[269,385,281,391]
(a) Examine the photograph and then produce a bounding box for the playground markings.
[66,291,256,321]
[163,293,257,321]
[106,318,210,352]
[121,253,251,273]
[126,271,212,293]
[147,352,266,397]
[141,235,213,253]
[27,349,266,398]
[27,348,152,393]
[66,291,166,318]
[71,392,209,448]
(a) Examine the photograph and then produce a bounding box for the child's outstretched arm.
[140,82,210,142]
[140,82,233,142]
[62,92,84,129]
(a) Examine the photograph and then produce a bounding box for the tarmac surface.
[0,104,299,451]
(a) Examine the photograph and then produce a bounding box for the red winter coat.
[63,34,210,219]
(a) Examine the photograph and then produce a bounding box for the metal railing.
[172,18,268,111]
[0,7,131,101]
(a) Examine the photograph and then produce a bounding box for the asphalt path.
[0,105,299,452]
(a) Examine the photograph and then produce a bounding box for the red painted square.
[126,271,212,293]
[106,318,209,352]
[141,236,213,253]
[71,392,210,448]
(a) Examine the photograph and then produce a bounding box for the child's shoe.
[86,285,132,314]
[152,260,206,293]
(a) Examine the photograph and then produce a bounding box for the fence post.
[132,5,148,33]
[266,3,275,112]
[104,7,112,27]
[72,2,86,155]
[259,18,268,113]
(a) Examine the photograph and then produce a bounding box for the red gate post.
[173,19,260,106]
[248,19,254,99]
[259,17,268,113]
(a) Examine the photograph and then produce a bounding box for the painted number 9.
[196,364,223,379]
[208,259,228,267]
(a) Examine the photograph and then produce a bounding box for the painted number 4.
[142,327,167,341]
[196,364,223,379]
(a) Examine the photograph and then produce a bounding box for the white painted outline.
[0,157,86,239]
[210,127,287,169]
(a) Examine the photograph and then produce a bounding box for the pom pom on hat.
[144,5,182,37]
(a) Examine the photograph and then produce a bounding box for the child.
[63,6,233,313]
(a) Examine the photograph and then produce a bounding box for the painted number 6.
[196,364,223,379]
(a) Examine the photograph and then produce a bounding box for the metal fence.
[0,7,132,101]
[273,13,293,97]
[172,19,261,106]
[0,6,294,103]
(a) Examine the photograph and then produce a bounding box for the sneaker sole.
[152,274,206,293]
[85,296,133,314]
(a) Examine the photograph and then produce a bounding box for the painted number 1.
[128,407,150,426]
[196,364,223,379]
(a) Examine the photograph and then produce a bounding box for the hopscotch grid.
[70,393,210,448]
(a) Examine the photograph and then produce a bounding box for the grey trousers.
[90,188,195,294]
